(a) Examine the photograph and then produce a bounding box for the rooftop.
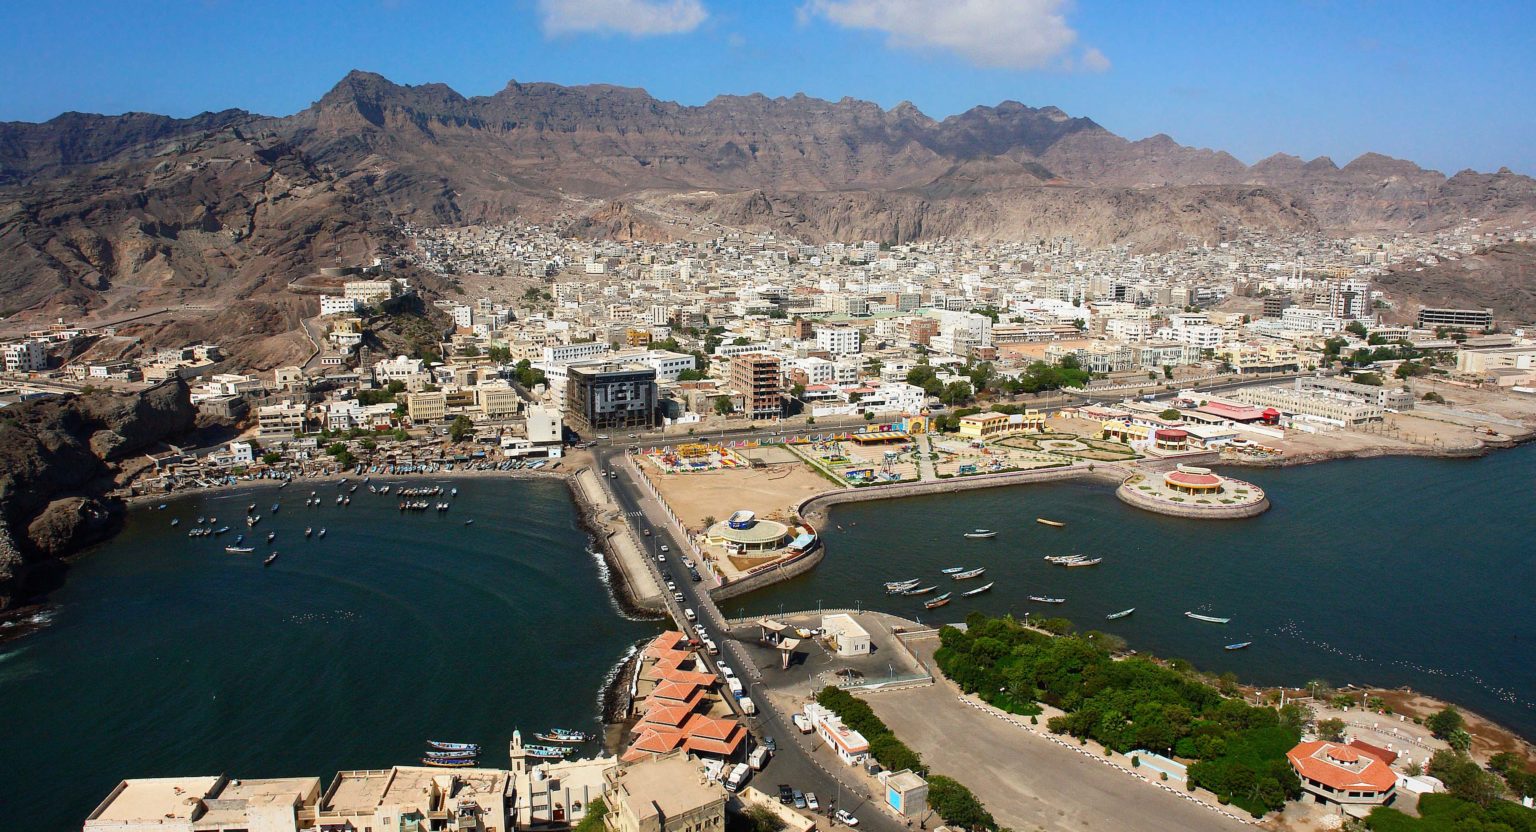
[611,754,723,820]
[87,776,223,824]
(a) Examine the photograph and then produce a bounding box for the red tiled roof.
[1287,740,1396,793]
[1166,471,1221,487]
[1348,740,1399,766]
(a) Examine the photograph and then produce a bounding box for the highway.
[591,445,902,832]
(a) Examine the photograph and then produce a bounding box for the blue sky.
[3,0,1532,175]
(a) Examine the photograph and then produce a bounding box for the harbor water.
[0,477,656,832]
[737,443,1536,741]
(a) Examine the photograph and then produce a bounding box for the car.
[778,785,794,805]
[689,571,702,583]
[681,557,694,568]
[717,663,734,677]
[805,793,819,811]
[833,810,859,827]
[597,434,610,440]
[628,433,638,438]
[665,580,676,590]
[673,592,685,603]
[684,608,697,622]
[792,790,807,810]
[762,736,777,752]
[660,544,670,553]
[657,553,666,563]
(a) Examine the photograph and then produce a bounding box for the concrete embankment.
[568,467,667,615]
[795,463,1130,526]
[1113,483,1271,519]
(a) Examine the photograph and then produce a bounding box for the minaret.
[510,729,528,775]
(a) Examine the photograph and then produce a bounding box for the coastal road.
[591,446,904,832]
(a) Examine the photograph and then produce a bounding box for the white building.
[372,355,430,391]
[816,326,861,356]
[319,295,363,316]
[342,279,402,305]
[821,613,871,657]
[543,342,610,366]
[228,441,254,466]
[803,703,870,765]
[2,339,48,372]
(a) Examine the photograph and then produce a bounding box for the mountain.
[3,69,1535,352]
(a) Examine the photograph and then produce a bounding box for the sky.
[2,0,1533,175]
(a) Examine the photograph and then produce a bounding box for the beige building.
[257,400,308,438]
[406,390,448,423]
[477,383,522,419]
[83,775,320,832]
[317,767,511,832]
[956,410,1044,440]
[604,752,725,832]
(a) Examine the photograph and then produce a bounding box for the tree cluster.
[813,687,927,777]
[1366,792,1536,831]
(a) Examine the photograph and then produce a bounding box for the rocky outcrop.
[0,380,196,608]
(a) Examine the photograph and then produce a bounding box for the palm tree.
[1306,679,1329,700]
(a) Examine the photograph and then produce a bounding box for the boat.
[901,585,938,596]
[318,528,326,538]
[263,552,279,566]
[234,534,244,545]
[1044,555,1088,564]
[214,526,230,535]
[1224,642,1253,651]
[924,593,953,609]
[427,741,481,753]
[1064,558,1102,567]
[271,503,280,513]
[247,504,256,513]
[225,546,255,554]
[197,516,206,524]
[1185,612,1231,624]
[246,515,259,527]
[1105,608,1135,620]
[524,744,573,758]
[1028,595,1066,604]
[424,749,480,759]
[463,519,474,526]
[962,529,997,539]
[940,566,966,574]
[421,758,477,768]
[950,568,986,581]
[267,532,277,543]
[170,518,180,527]
[305,527,313,538]
[884,579,920,592]
[961,582,994,597]
[1036,518,1065,527]
[534,729,592,744]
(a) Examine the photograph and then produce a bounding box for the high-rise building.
[1329,279,1370,320]
[730,354,783,420]
[565,363,658,432]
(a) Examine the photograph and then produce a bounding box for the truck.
[727,676,744,697]
[738,695,756,715]
[748,745,771,771]
[792,713,813,734]
[724,763,751,793]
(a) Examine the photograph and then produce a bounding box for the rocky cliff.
[0,380,196,609]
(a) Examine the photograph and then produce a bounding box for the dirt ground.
[648,461,833,529]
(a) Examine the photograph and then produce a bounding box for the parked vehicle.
[778,785,794,805]
[792,790,807,809]
[793,714,813,734]
[724,763,751,793]
[805,793,820,811]
[684,608,697,622]
[738,695,756,715]
[834,810,859,826]
[748,746,771,771]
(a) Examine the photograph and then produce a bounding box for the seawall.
[796,463,1131,526]
[1113,483,1271,519]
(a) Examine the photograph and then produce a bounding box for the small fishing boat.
[1064,557,1101,567]
[318,528,326,538]
[267,532,276,543]
[225,546,255,554]
[924,593,953,609]
[246,515,259,527]
[1185,612,1231,624]
[271,503,280,513]
[534,729,592,744]
[247,504,256,513]
[901,585,938,596]
[524,744,573,759]
[305,527,313,538]
[1036,518,1065,527]
[961,582,994,597]
[427,741,481,753]
[263,552,279,566]
[1105,608,1135,620]
[170,518,180,526]
[421,757,477,768]
[214,526,230,535]
[1224,642,1253,651]
[234,534,244,545]
[940,566,966,574]
[197,517,206,524]
[463,519,474,526]
[1044,554,1088,564]
[884,579,920,592]
[158,504,168,511]
[963,529,997,539]
[950,567,987,581]
[1028,595,1065,604]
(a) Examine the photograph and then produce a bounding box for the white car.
[673,591,685,603]
[660,544,670,553]
[833,810,858,826]
[717,662,735,678]
[666,580,676,590]
[684,608,697,622]
[657,553,666,563]
[805,793,820,811]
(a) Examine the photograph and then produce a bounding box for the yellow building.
[405,390,447,422]
[604,752,725,832]
[956,410,1045,440]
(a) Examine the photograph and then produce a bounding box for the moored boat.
[225,546,255,554]
[1064,557,1101,567]
[427,741,481,752]
[1224,642,1253,651]
[961,582,994,597]
[1185,611,1231,624]
[1028,595,1065,604]
[924,593,953,609]
[1036,518,1065,527]
[901,585,938,596]
[962,529,997,539]
[263,552,279,566]
[1044,554,1087,564]
[421,757,477,768]
[1105,608,1135,620]
[950,567,986,580]
[534,729,592,743]
[424,749,480,759]
[524,744,573,758]
[940,566,966,574]
[884,579,920,592]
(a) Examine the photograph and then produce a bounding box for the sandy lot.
[649,462,833,529]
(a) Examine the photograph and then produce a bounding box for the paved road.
[592,446,902,832]
[866,654,1251,832]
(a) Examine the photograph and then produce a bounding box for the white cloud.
[804,0,1105,71]
[536,0,708,37]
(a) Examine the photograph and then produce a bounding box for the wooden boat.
[901,585,938,596]
[421,757,477,768]
[427,741,482,753]
[263,552,279,566]
[963,529,997,539]
[1224,642,1253,651]
[940,566,966,574]
[225,546,255,554]
[267,532,276,543]
[924,593,953,609]
[1028,595,1065,604]
[1044,555,1088,564]
[524,744,573,758]
[305,527,313,538]
[1063,558,1101,567]
[170,518,180,526]
[424,749,480,759]
[961,582,994,597]
[1105,608,1135,620]
[951,567,987,581]
[318,528,326,538]
[1185,612,1231,624]
[534,729,592,744]
[1036,518,1065,527]
[884,579,920,593]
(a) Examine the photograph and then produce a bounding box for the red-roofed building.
[1287,740,1397,809]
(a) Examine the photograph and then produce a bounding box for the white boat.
[1028,595,1065,604]
[318,528,326,538]
[1185,611,1231,624]
[884,579,920,592]
[950,567,986,581]
[1043,555,1088,564]
[940,566,966,574]
[1224,642,1252,651]
[224,546,255,554]
[1036,518,1065,527]
[1063,558,1101,567]
[961,582,994,597]
[962,529,997,539]
[1105,608,1135,620]
[901,585,938,596]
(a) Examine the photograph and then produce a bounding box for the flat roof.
[88,776,223,823]
[614,754,723,820]
[325,769,395,815]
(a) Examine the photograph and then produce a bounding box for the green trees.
[813,687,927,776]
[449,415,474,441]
[1346,320,1370,338]
[1366,793,1536,831]
[1316,718,1346,742]
[1159,408,1183,420]
[572,799,608,832]
[512,359,547,389]
[1429,750,1506,807]
[939,381,973,406]
[1426,706,1465,740]
[487,345,512,364]
[713,396,734,416]
[261,452,282,465]
[358,380,407,406]
[926,775,997,831]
